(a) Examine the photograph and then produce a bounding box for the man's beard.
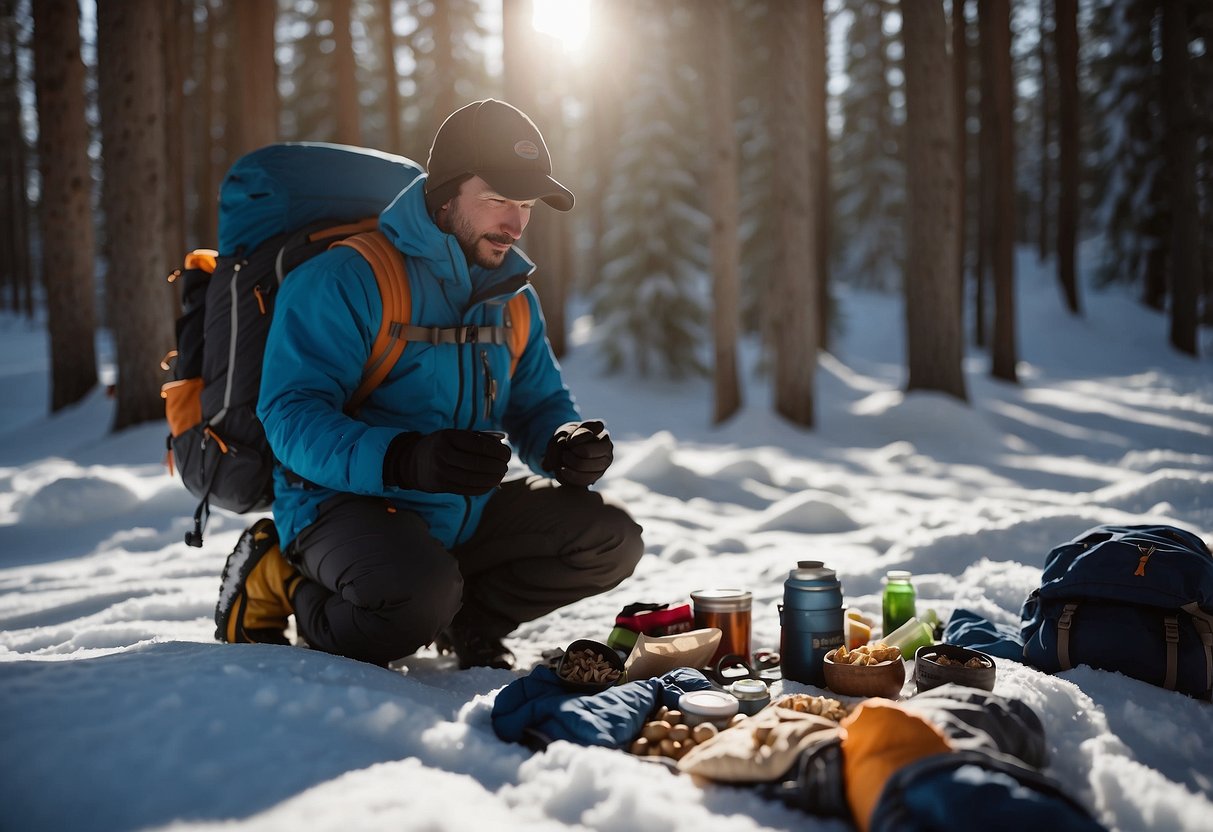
[441,201,512,269]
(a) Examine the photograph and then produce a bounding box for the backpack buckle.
[1164,617,1180,644]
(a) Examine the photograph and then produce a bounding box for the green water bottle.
[882,570,917,637]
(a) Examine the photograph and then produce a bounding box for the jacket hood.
[379,172,535,285]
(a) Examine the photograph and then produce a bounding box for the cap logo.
[513,140,540,160]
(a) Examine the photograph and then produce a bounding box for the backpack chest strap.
[396,322,512,346]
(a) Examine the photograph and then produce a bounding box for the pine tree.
[591,5,709,379]
[1089,0,1167,303]
[833,0,904,290]
[399,0,494,154]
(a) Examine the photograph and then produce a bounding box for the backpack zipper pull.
[481,350,497,420]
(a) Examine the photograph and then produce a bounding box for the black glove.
[541,420,613,488]
[384,430,510,495]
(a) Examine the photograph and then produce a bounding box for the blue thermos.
[779,561,845,687]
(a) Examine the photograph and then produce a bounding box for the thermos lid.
[690,589,752,611]
[787,563,838,584]
[679,689,740,719]
[729,678,770,700]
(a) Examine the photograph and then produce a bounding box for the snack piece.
[829,642,901,665]
[559,647,623,685]
[773,693,850,722]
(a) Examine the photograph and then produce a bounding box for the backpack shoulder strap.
[505,292,531,377]
[333,230,411,416]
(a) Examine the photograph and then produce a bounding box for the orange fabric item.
[840,700,952,832]
[161,377,203,438]
[505,294,530,376]
[183,249,218,273]
[335,231,410,416]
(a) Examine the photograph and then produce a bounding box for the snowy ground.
[1,249,1211,832]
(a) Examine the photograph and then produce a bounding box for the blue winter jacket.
[257,170,580,550]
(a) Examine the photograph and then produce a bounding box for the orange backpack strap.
[333,231,411,416]
[505,293,531,376]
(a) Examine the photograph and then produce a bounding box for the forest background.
[0,0,1210,433]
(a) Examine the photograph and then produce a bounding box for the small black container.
[557,639,627,693]
[914,643,996,692]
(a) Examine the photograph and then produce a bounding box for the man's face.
[437,176,535,269]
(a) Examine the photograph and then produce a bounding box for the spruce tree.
[1089,0,1167,301]
[591,5,709,379]
[833,0,904,290]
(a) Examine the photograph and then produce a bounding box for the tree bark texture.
[771,0,819,427]
[1,0,34,317]
[33,0,99,411]
[983,0,1018,382]
[953,0,968,316]
[378,0,402,153]
[703,0,742,424]
[1038,0,1052,262]
[97,0,177,429]
[1161,0,1200,355]
[233,0,279,157]
[902,0,966,401]
[430,0,456,138]
[501,0,570,357]
[332,0,361,146]
[1054,0,1080,314]
[815,0,831,352]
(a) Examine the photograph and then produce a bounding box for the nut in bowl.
[914,643,996,693]
[557,639,626,693]
[822,643,906,699]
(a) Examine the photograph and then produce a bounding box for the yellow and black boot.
[214,518,303,645]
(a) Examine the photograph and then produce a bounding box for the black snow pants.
[286,475,644,666]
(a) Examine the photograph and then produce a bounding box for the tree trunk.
[378,0,402,152]
[1161,0,1199,355]
[902,0,966,401]
[97,0,177,429]
[332,0,361,146]
[502,0,570,357]
[975,5,994,349]
[983,0,1018,383]
[163,0,186,293]
[196,0,218,247]
[0,0,33,318]
[1054,0,1080,315]
[33,0,99,411]
[953,0,968,316]
[431,0,457,137]
[771,0,819,427]
[1038,0,1052,263]
[815,0,831,352]
[233,0,278,157]
[703,1,742,423]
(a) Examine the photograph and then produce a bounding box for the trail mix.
[559,647,623,685]
[830,643,902,665]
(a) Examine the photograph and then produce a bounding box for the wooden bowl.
[557,639,627,693]
[914,644,996,693]
[823,649,907,699]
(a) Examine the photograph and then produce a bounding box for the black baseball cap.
[424,99,575,214]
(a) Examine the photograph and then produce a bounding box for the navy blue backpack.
[1020,524,1213,700]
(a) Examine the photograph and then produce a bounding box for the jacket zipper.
[481,349,497,420]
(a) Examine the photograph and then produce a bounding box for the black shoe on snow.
[436,624,515,670]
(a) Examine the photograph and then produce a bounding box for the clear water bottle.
[779,561,845,687]
[882,570,917,637]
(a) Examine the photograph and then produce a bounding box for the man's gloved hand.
[384,429,511,495]
[541,420,613,488]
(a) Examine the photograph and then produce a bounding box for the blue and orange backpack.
[160,143,530,546]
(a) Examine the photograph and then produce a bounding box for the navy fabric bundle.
[491,666,715,749]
